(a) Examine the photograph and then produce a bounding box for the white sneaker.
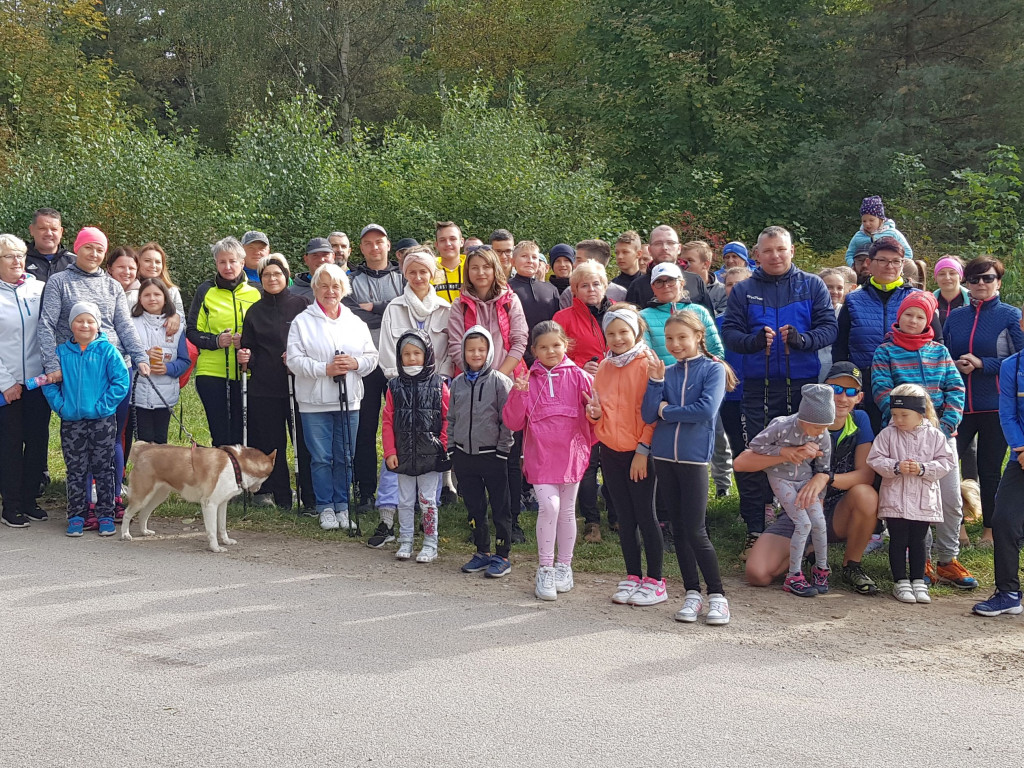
[319,509,339,530]
[535,566,557,601]
[628,577,668,606]
[674,590,704,623]
[416,540,438,563]
[612,576,642,604]
[336,509,352,530]
[706,593,730,625]
[553,562,574,593]
[893,579,916,603]
[912,579,931,604]
[395,540,413,560]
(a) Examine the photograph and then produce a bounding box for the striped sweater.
[871,339,964,438]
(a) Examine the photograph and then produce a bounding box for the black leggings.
[135,407,172,444]
[886,518,930,581]
[956,411,1007,528]
[601,445,662,580]
[654,459,723,594]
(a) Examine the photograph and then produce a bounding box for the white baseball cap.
[650,262,684,283]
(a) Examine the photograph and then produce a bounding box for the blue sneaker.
[66,516,84,537]
[485,555,511,579]
[461,552,491,573]
[973,591,1023,617]
[98,516,116,536]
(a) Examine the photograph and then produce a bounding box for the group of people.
[2,197,1024,623]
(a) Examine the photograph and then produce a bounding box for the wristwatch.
[826,470,836,487]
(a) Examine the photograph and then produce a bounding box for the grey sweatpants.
[769,476,828,576]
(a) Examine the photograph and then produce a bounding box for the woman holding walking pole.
[287,264,378,532]
[240,254,315,510]
[186,236,261,447]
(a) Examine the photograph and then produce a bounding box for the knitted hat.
[722,241,749,261]
[897,291,937,324]
[69,300,100,323]
[549,243,576,265]
[798,384,836,426]
[933,256,964,279]
[401,249,437,278]
[73,227,108,254]
[401,335,427,354]
[860,196,886,219]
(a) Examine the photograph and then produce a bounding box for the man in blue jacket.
[721,226,838,557]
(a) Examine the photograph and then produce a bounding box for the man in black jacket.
[25,208,74,283]
[625,224,713,315]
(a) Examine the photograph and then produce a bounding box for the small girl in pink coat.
[866,383,955,605]
[503,320,596,602]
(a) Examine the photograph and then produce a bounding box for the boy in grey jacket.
[748,384,835,597]
[449,326,515,578]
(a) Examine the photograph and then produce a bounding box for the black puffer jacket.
[240,287,311,399]
[386,329,451,475]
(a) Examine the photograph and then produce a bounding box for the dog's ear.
[267,449,278,463]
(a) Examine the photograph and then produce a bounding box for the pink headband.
[933,257,963,279]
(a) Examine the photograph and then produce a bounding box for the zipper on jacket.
[674,359,690,462]
[966,302,983,412]
[467,378,476,453]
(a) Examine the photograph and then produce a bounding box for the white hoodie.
[286,301,379,413]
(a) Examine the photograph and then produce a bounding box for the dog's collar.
[219,447,244,490]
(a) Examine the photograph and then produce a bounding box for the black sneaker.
[2,512,30,529]
[510,523,526,544]
[356,495,375,515]
[300,507,319,518]
[367,522,395,549]
[841,562,879,595]
[24,506,48,522]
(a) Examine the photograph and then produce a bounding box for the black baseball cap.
[825,361,863,387]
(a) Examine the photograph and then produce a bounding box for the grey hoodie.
[447,325,514,457]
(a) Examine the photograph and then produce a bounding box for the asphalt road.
[1,519,1022,768]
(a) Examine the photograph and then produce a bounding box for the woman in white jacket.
[0,234,50,527]
[287,264,378,532]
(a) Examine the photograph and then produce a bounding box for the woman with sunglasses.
[944,257,1024,547]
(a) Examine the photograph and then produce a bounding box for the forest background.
[1,0,1023,299]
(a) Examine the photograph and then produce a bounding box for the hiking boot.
[811,565,831,594]
[510,522,526,544]
[973,591,1023,617]
[841,562,879,595]
[485,555,511,578]
[553,562,574,593]
[674,590,703,623]
[24,506,48,522]
[367,522,395,549]
[1,512,30,529]
[892,579,916,603]
[612,575,642,605]
[628,577,667,606]
[783,572,817,597]
[462,552,491,573]
[936,559,978,590]
[535,566,557,601]
[583,522,602,544]
[739,531,759,561]
[706,594,731,625]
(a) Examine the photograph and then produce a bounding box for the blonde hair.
[570,260,608,290]
[680,240,713,266]
[512,240,539,260]
[890,383,938,428]
[311,263,351,298]
[0,234,28,258]
[663,310,738,391]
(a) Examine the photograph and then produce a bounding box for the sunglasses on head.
[966,273,998,284]
[829,384,860,397]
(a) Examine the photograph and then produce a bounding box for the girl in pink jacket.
[503,320,595,602]
[867,383,955,605]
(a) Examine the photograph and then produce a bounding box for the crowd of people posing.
[3,196,1024,624]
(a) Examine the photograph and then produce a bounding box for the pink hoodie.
[502,355,595,485]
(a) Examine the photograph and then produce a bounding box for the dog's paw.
[209,544,225,553]
[121,531,132,542]
[141,528,155,537]
[221,537,237,546]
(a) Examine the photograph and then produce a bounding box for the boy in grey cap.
[747,383,835,597]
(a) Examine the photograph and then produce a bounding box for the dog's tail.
[961,478,982,523]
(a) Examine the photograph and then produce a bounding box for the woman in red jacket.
[553,261,612,542]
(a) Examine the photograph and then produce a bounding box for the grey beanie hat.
[798,384,836,426]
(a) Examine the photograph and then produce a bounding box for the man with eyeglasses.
[489,230,515,277]
[624,224,714,315]
[722,225,838,558]
[743,362,880,595]
[833,236,942,434]
[433,221,466,303]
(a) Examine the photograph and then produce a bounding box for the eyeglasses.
[652,278,678,286]
[0,253,25,261]
[966,273,998,285]
[829,384,860,397]
[871,258,902,267]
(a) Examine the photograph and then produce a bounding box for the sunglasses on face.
[966,274,998,284]
[829,384,860,397]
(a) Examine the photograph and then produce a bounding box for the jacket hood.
[461,324,495,375]
[351,262,399,278]
[459,285,513,308]
[396,328,435,381]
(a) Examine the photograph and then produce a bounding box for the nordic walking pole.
[223,329,232,447]
[783,327,793,416]
[334,349,360,537]
[763,331,771,428]
[241,358,248,448]
[288,372,301,513]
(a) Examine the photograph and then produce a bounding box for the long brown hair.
[663,310,738,391]
[461,247,506,301]
[137,241,178,289]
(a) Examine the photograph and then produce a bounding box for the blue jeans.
[300,410,359,513]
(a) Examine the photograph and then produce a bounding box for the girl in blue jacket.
[44,301,131,537]
[642,310,737,626]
